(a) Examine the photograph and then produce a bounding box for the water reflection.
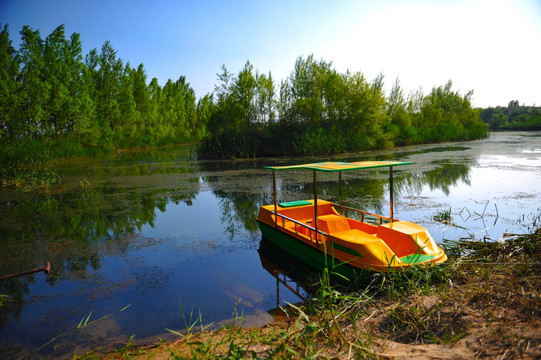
[402,163,471,196]
[0,147,201,344]
[258,238,316,307]
[204,156,473,233]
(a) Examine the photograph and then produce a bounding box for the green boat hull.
[258,222,371,281]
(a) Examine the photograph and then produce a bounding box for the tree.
[195,93,213,138]
[96,41,123,135]
[2,23,210,160]
[116,62,138,144]
[387,78,405,119]
[204,62,259,157]
[385,78,411,144]
[146,77,161,138]
[17,26,48,140]
[490,112,508,129]
[508,100,519,108]
[131,63,150,132]
[287,55,331,125]
[43,24,71,138]
[66,32,94,139]
[0,24,19,143]
[255,72,275,124]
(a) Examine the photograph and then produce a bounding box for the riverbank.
[93,229,541,359]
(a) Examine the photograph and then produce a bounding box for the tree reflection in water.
[0,146,201,336]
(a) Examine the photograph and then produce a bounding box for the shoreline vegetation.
[85,227,539,359]
[1,23,540,187]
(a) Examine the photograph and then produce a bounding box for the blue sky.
[1,0,540,108]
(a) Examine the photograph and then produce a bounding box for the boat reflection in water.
[258,238,318,318]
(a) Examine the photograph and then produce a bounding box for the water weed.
[433,207,452,224]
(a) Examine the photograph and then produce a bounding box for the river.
[1,131,540,358]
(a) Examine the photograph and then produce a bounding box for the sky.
[1,0,540,108]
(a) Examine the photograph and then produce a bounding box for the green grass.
[433,207,452,223]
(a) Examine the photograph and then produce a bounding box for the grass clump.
[0,140,63,188]
[433,207,452,224]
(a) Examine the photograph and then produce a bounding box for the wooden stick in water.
[0,262,51,281]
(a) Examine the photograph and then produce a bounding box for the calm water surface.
[1,131,540,358]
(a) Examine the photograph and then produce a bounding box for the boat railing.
[332,203,394,225]
[270,211,328,243]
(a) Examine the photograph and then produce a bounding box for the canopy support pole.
[273,170,278,227]
[389,166,394,220]
[339,171,343,213]
[313,170,318,247]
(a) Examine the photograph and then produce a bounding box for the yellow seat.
[334,229,380,243]
[317,214,350,234]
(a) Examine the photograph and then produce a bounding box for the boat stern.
[377,220,447,266]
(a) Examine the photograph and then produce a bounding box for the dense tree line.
[199,55,487,158]
[480,101,541,130]
[1,23,489,168]
[0,24,208,156]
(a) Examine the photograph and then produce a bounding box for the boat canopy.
[264,161,412,172]
[265,160,412,221]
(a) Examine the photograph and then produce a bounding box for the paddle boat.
[256,161,447,279]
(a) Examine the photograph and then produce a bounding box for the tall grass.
[0,137,96,188]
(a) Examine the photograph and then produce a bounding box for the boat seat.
[278,200,312,208]
[333,229,380,244]
[317,214,350,234]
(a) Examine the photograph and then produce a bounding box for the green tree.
[256,72,275,124]
[195,93,213,138]
[339,70,387,150]
[66,32,95,143]
[387,78,406,122]
[490,112,508,129]
[385,78,410,145]
[145,77,161,139]
[287,55,331,126]
[131,64,151,134]
[116,62,138,145]
[203,62,262,157]
[95,41,123,139]
[417,81,485,142]
[43,24,71,138]
[0,24,19,143]
[17,25,47,140]
[233,61,258,155]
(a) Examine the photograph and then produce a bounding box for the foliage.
[199,56,489,158]
[0,27,205,147]
[480,101,541,130]
[199,62,275,158]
